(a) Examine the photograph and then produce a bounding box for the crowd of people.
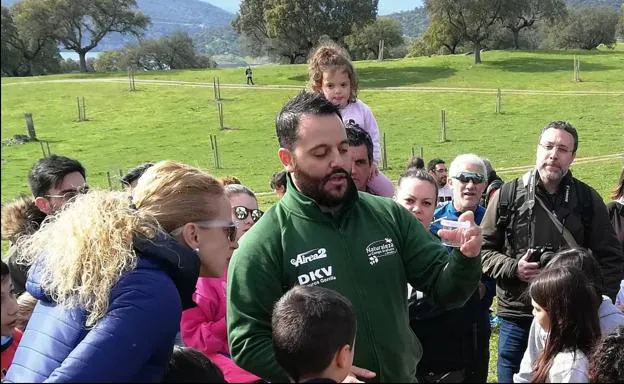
[1,42,623,383]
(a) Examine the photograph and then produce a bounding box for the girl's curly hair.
[308,41,358,103]
[589,325,624,382]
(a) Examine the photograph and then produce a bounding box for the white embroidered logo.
[366,238,397,265]
[290,248,327,267]
[297,266,336,286]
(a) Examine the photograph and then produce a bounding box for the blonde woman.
[181,184,263,382]
[5,161,238,382]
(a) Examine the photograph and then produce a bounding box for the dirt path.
[3,77,623,96]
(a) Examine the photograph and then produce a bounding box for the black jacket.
[481,170,623,319]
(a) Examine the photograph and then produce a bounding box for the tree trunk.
[26,58,34,76]
[512,29,520,50]
[79,51,88,72]
[474,42,481,64]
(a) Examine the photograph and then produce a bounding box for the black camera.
[528,245,557,267]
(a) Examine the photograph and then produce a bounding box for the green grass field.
[1,48,623,382]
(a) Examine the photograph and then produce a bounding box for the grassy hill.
[1,48,623,383]
[3,48,622,205]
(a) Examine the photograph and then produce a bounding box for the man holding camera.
[480,121,623,383]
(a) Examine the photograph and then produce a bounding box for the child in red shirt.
[1,260,21,379]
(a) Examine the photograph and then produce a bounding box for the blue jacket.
[5,234,200,383]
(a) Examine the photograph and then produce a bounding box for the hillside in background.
[565,0,622,8]
[0,0,239,56]
[387,7,428,38]
[2,0,622,63]
[384,0,622,39]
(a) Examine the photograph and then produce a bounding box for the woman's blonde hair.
[308,41,358,102]
[16,160,224,327]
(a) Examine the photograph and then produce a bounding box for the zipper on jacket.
[335,222,383,379]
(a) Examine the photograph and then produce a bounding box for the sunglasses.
[44,185,90,200]
[233,206,264,223]
[452,172,485,184]
[170,220,238,242]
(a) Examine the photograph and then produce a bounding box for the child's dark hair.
[308,42,358,103]
[529,267,600,383]
[272,285,356,382]
[162,346,226,383]
[121,162,154,187]
[545,248,604,299]
[589,325,624,382]
[270,170,288,191]
[1,260,9,281]
[28,155,86,198]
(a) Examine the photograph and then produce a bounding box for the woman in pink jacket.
[181,184,264,383]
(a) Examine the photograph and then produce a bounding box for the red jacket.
[1,328,22,379]
[181,274,259,383]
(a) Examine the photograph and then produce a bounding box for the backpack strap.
[484,179,504,208]
[496,178,519,250]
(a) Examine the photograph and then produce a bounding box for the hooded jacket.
[180,274,260,383]
[1,195,47,296]
[514,296,624,383]
[4,233,200,383]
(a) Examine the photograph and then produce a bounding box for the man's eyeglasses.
[170,220,238,243]
[44,185,90,200]
[233,206,264,223]
[539,143,573,154]
[452,172,486,184]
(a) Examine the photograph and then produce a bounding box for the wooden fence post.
[24,113,37,140]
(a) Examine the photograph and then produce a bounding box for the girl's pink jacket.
[181,276,260,383]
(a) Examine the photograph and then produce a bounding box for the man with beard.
[226,91,484,383]
[427,159,453,206]
[481,121,623,383]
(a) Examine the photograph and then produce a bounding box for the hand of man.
[516,250,541,282]
[342,365,376,383]
[437,211,483,257]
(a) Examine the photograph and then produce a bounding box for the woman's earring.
[194,248,200,254]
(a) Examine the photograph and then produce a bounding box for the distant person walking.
[245,66,254,86]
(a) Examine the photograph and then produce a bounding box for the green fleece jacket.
[227,178,481,382]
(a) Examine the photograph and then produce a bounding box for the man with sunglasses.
[6,155,87,296]
[420,154,493,383]
[480,121,622,383]
[227,91,484,383]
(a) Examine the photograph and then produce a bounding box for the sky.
[207,0,424,15]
